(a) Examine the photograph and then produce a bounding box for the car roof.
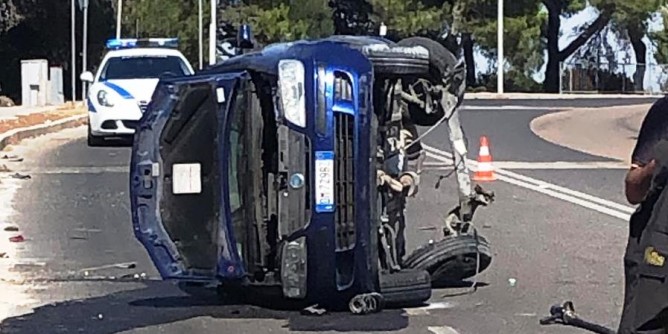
[104,48,187,58]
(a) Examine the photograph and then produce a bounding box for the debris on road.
[508,278,517,287]
[3,225,19,232]
[73,227,102,233]
[0,164,10,172]
[301,304,328,316]
[1,155,23,162]
[9,173,30,180]
[0,252,7,258]
[8,235,25,243]
[79,261,137,273]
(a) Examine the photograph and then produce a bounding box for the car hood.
[100,79,161,102]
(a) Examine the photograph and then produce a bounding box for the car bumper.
[89,109,141,136]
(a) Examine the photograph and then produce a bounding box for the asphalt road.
[0,102,638,334]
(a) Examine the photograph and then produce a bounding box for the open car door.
[130,72,246,283]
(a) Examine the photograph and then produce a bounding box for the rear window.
[99,55,190,80]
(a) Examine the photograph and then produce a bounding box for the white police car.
[80,38,195,146]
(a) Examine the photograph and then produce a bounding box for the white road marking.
[425,160,629,170]
[422,145,635,221]
[428,325,461,334]
[404,301,457,316]
[460,105,565,111]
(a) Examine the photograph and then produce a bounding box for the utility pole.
[209,0,217,66]
[199,0,203,69]
[497,0,504,95]
[71,0,76,103]
[80,0,89,101]
[116,0,122,39]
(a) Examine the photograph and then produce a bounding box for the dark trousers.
[619,205,668,333]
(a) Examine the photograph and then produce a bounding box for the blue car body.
[130,36,390,306]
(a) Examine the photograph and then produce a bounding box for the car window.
[227,89,246,214]
[99,55,190,80]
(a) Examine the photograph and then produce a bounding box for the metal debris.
[301,304,327,316]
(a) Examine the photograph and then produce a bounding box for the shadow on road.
[0,281,410,333]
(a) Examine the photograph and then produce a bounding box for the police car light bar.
[105,38,179,50]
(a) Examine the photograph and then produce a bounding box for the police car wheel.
[379,269,432,307]
[403,234,493,284]
[87,124,105,147]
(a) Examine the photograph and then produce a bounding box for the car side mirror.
[80,71,94,83]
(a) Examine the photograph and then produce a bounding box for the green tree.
[542,0,615,92]
[0,0,115,101]
[120,0,204,66]
[609,0,667,91]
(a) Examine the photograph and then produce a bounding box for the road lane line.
[424,160,629,170]
[423,150,632,221]
[423,145,635,214]
[460,105,565,111]
[428,326,461,334]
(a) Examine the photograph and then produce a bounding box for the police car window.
[99,56,189,80]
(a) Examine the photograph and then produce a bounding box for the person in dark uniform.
[619,96,668,333]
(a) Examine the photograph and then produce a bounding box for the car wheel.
[403,234,493,284]
[395,36,459,81]
[87,124,105,147]
[379,268,432,307]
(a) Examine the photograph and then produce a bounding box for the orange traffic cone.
[472,136,496,182]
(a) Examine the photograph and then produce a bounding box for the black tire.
[87,123,105,147]
[395,36,464,127]
[396,36,459,80]
[403,234,492,284]
[379,269,432,307]
[327,35,431,76]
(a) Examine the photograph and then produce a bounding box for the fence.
[559,61,668,95]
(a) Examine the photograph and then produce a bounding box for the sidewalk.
[0,103,87,151]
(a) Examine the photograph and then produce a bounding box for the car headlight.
[97,90,115,107]
[281,236,307,299]
[278,59,306,127]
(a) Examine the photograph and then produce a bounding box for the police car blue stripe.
[103,81,134,99]
[87,98,97,113]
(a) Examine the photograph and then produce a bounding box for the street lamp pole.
[209,0,217,66]
[199,0,203,69]
[116,0,122,39]
[71,0,76,103]
[82,0,89,101]
[497,0,504,95]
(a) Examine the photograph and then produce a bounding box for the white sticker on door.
[172,163,202,194]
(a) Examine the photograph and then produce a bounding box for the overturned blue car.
[129,27,495,313]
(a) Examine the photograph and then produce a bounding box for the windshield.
[99,55,190,80]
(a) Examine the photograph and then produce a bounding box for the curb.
[465,92,664,100]
[0,114,87,151]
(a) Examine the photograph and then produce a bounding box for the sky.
[473,5,667,92]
